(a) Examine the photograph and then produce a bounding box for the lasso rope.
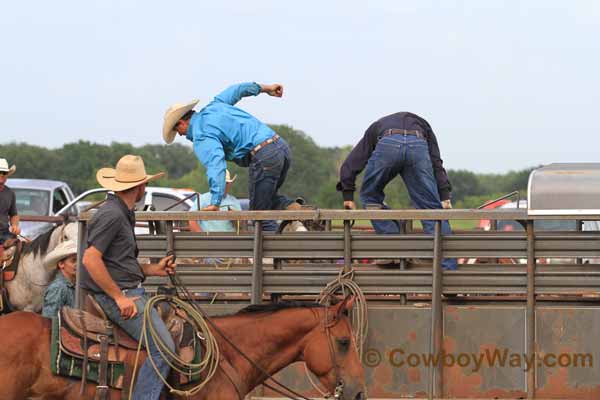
[129,295,220,398]
[317,268,368,357]
[305,266,369,398]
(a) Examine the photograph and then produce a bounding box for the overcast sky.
[1,1,598,173]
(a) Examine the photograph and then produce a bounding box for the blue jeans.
[94,288,175,400]
[0,230,15,245]
[359,134,457,270]
[249,137,295,231]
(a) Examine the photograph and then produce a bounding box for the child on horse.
[41,240,77,318]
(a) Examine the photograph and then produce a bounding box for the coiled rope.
[305,266,369,398]
[129,295,220,398]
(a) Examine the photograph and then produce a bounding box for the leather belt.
[382,129,425,139]
[250,134,280,157]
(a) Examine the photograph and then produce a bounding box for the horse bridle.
[321,304,347,399]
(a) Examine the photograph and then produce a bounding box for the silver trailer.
[528,162,600,215]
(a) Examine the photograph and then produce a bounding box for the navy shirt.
[80,194,144,293]
[337,112,452,201]
[0,186,17,233]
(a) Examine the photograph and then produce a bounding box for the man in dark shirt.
[337,112,457,270]
[0,158,20,262]
[81,155,176,400]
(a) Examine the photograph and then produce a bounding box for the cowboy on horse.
[80,155,177,400]
[0,158,20,261]
[0,158,21,312]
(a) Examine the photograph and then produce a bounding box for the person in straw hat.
[0,158,20,262]
[41,240,77,318]
[189,169,242,233]
[163,82,304,231]
[80,155,176,400]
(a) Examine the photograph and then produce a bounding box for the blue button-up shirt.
[186,82,276,206]
[42,272,75,318]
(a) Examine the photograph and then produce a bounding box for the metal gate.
[75,207,600,399]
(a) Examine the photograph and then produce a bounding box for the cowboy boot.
[286,201,303,211]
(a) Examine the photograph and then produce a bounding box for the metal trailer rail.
[75,209,600,399]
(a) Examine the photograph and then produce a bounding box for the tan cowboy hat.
[225,169,237,183]
[43,240,77,270]
[96,155,165,192]
[162,99,199,144]
[0,158,16,176]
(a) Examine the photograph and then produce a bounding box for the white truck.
[9,179,106,239]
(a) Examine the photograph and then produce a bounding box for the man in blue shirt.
[189,170,242,233]
[162,82,302,231]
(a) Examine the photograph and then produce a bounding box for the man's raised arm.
[214,82,283,105]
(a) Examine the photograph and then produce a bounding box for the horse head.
[302,296,366,400]
[57,220,78,245]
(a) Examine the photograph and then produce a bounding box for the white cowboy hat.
[43,240,77,270]
[162,100,199,144]
[96,155,165,192]
[0,158,16,176]
[225,170,237,183]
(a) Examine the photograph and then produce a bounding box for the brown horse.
[0,296,366,400]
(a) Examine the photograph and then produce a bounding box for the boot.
[286,201,303,211]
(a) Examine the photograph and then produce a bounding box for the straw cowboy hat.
[0,158,16,176]
[226,170,237,183]
[96,155,165,192]
[162,100,199,144]
[43,240,77,270]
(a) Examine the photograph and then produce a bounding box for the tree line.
[0,124,535,209]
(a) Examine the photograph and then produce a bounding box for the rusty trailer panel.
[536,306,600,399]
[243,304,600,399]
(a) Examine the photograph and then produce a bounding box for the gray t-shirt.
[0,186,17,233]
[80,194,144,293]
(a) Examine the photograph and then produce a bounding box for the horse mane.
[237,301,324,315]
[22,226,57,257]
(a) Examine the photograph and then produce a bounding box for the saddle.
[54,294,202,400]
[0,239,22,313]
[1,238,22,282]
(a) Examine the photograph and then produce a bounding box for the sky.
[1,0,599,173]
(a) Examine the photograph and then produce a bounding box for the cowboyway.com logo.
[363,348,593,372]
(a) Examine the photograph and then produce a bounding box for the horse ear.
[336,294,355,315]
[343,295,355,311]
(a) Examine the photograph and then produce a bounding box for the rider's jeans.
[94,288,175,400]
[249,137,295,231]
[359,134,457,270]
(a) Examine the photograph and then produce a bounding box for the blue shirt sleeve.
[193,136,226,206]
[213,82,261,106]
